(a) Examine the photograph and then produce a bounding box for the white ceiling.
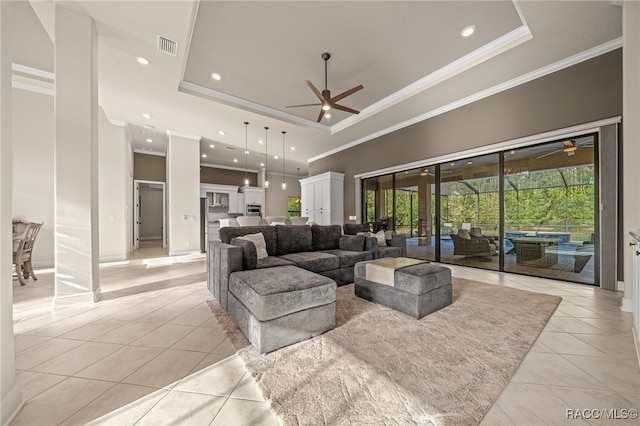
[12,1,622,176]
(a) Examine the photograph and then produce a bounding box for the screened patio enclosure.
[361,134,597,285]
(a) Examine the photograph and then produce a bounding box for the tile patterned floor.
[10,245,640,425]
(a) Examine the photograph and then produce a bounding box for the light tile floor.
[10,244,640,425]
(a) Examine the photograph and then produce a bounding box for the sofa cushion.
[236,232,268,259]
[220,226,278,256]
[321,249,373,268]
[229,265,336,321]
[275,225,313,255]
[457,229,471,240]
[278,251,340,273]
[257,256,295,269]
[339,235,365,252]
[230,237,257,270]
[343,223,371,235]
[311,224,342,251]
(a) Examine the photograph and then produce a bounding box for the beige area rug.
[208,278,561,425]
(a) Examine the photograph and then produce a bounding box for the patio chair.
[450,228,496,258]
[13,222,43,286]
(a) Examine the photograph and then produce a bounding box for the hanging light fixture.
[281,131,287,190]
[264,127,269,189]
[243,122,249,186]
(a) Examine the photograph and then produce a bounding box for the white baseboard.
[99,254,129,263]
[168,250,200,256]
[1,380,23,426]
[621,297,633,313]
[140,237,162,241]
[53,287,102,307]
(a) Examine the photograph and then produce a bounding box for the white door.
[134,181,140,249]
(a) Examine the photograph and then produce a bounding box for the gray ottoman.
[228,265,336,353]
[354,259,452,319]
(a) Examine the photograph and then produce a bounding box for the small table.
[510,237,561,267]
[354,258,452,319]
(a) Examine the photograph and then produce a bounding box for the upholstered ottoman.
[354,258,452,319]
[228,265,336,354]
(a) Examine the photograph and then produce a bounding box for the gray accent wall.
[309,49,622,223]
[134,153,166,182]
[600,124,618,290]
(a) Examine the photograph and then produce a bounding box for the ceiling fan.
[535,139,593,159]
[286,52,363,122]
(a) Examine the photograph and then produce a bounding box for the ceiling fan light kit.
[286,52,364,122]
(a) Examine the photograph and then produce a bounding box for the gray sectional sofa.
[208,224,380,353]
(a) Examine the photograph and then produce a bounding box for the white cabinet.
[300,172,344,226]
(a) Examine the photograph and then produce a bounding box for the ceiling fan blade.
[536,149,562,160]
[305,80,325,102]
[286,103,322,108]
[331,84,363,103]
[316,108,326,123]
[331,103,360,115]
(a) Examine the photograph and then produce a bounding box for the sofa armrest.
[208,241,243,310]
[389,233,407,257]
[364,236,379,257]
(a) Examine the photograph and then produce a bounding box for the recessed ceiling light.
[510,150,516,155]
[218,131,226,136]
[461,25,475,37]
[290,146,295,151]
[244,150,250,154]
[137,57,149,65]
[233,158,238,163]
[467,161,473,165]
[142,113,152,119]
[146,138,152,143]
[325,113,331,119]
[258,139,264,144]
[209,144,215,148]
[260,163,265,167]
[211,73,221,81]
[274,155,279,160]
[202,154,207,158]
[450,162,455,166]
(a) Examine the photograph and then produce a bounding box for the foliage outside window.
[287,196,301,217]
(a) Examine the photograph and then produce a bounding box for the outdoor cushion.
[229,265,336,321]
[311,224,342,251]
[278,251,340,273]
[457,229,471,240]
[275,225,313,255]
[470,227,483,238]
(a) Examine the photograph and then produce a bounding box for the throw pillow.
[375,230,387,247]
[237,232,268,259]
[457,229,471,240]
[470,227,483,238]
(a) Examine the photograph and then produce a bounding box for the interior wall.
[263,173,303,218]
[309,50,623,224]
[134,152,166,182]
[11,87,54,267]
[98,109,130,262]
[139,187,163,239]
[166,133,200,255]
[200,165,257,186]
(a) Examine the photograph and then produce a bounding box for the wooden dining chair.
[13,222,43,286]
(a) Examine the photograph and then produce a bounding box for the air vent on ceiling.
[225,147,235,151]
[157,35,177,56]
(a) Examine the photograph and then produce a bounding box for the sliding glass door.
[360,133,597,285]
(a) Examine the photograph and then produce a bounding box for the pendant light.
[243,121,249,187]
[296,167,301,204]
[264,127,269,189]
[281,131,287,190]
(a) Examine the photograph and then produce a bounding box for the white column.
[0,2,24,423]
[166,132,201,256]
[53,6,100,305]
[622,2,640,313]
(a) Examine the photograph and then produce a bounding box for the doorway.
[134,180,166,250]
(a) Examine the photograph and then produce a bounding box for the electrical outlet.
[185,241,191,247]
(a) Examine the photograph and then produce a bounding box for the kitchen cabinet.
[300,172,344,226]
